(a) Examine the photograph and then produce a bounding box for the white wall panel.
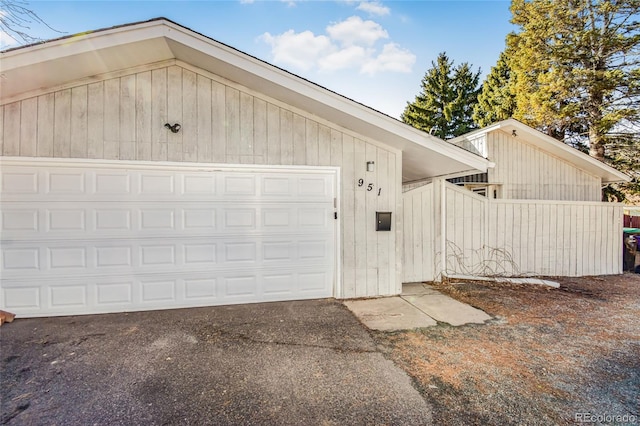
[487,130,602,201]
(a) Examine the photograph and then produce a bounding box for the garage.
[0,18,490,317]
[0,158,338,317]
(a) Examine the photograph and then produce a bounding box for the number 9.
[358,179,364,187]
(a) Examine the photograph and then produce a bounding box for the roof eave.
[1,18,490,181]
[453,119,630,184]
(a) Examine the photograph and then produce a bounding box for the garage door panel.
[183,208,216,229]
[1,209,39,231]
[223,175,257,195]
[299,272,330,293]
[2,168,336,203]
[141,279,177,302]
[97,281,134,305]
[2,247,40,271]
[1,161,337,317]
[47,171,86,194]
[1,204,333,240]
[2,235,332,279]
[50,284,87,308]
[262,176,292,196]
[48,246,87,269]
[263,274,295,295]
[95,172,131,194]
[1,171,38,194]
[47,208,86,231]
[182,174,217,195]
[3,286,41,309]
[2,265,334,316]
[184,278,217,300]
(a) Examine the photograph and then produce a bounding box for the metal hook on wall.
[164,123,182,133]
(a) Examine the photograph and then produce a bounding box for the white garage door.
[0,158,337,317]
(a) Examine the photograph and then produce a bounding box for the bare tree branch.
[0,0,63,46]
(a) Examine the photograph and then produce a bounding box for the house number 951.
[357,179,382,196]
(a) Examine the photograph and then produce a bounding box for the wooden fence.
[403,181,623,282]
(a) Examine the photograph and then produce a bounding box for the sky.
[2,0,517,119]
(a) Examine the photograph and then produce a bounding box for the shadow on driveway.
[1,299,431,425]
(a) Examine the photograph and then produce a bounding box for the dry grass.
[376,274,640,425]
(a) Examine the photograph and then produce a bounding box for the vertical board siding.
[0,105,4,154]
[87,82,105,159]
[403,181,622,282]
[167,66,184,161]
[1,63,402,299]
[151,68,168,161]
[402,183,435,282]
[488,130,601,201]
[119,75,136,159]
[103,79,120,159]
[53,90,71,157]
[4,102,21,156]
[20,98,37,156]
[70,86,88,158]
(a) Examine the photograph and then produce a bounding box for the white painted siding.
[0,60,402,299]
[487,130,601,201]
[403,182,623,281]
[402,183,435,282]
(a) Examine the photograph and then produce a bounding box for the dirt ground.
[375,274,640,425]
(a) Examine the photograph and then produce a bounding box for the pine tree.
[507,0,640,161]
[402,52,481,140]
[473,52,516,127]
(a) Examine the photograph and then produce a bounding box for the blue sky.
[3,1,516,118]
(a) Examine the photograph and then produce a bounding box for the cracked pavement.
[1,299,432,425]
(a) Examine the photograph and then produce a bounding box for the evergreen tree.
[507,0,640,161]
[402,52,481,140]
[473,52,516,127]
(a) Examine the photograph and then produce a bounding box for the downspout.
[440,178,447,281]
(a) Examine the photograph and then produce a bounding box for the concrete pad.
[402,282,441,296]
[402,294,491,326]
[344,297,437,331]
[0,300,434,425]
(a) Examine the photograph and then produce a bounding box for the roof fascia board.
[502,120,630,183]
[2,18,490,177]
[453,119,629,183]
[1,20,167,70]
[160,21,489,172]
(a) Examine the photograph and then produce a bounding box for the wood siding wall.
[487,130,602,201]
[402,181,623,281]
[0,60,402,299]
[402,183,435,282]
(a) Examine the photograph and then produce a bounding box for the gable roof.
[449,119,630,184]
[0,18,489,182]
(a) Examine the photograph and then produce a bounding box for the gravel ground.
[375,274,640,425]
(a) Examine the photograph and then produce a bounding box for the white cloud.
[319,45,369,71]
[239,0,255,4]
[0,30,18,49]
[356,1,390,16]
[326,16,388,47]
[361,43,415,75]
[259,16,413,76]
[260,30,333,71]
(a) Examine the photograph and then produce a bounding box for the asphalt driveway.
[1,299,432,425]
